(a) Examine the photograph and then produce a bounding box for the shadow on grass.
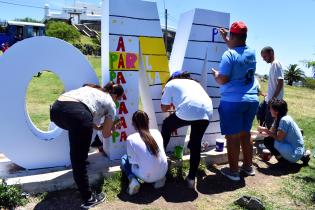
[254,160,303,176]
[196,166,245,195]
[33,173,106,210]
[117,166,198,204]
[253,140,304,176]
[33,189,82,210]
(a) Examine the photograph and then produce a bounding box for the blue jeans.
[121,155,136,180]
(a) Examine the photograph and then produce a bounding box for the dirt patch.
[18,154,307,210]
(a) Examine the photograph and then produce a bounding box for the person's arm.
[161,85,173,112]
[265,128,286,142]
[93,123,103,130]
[161,104,172,112]
[272,79,284,99]
[219,28,232,48]
[258,118,288,142]
[102,118,114,138]
[212,68,229,85]
[272,62,284,99]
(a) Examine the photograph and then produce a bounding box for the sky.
[1,0,315,76]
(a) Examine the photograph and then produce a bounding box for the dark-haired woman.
[258,99,310,165]
[50,81,124,209]
[121,110,168,195]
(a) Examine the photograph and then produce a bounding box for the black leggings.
[50,100,93,201]
[264,136,281,156]
[161,113,209,179]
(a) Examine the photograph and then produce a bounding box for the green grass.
[25,56,101,131]
[24,58,315,209]
[26,71,64,131]
[101,172,123,201]
[258,81,315,208]
[228,189,281,210]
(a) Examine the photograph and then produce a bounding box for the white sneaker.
[185,177,196,189]
[127,178,140,195]
[240,166,256,176]
[153,177,166,189]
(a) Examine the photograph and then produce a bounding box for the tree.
[46,21,80,43]
[14,17,42,23]
[284,64,305,86]
[306,61,315,78]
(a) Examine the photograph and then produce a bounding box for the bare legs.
[226,131,252,173]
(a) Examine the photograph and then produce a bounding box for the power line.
[162,0,166,11]
[0,0,62,11]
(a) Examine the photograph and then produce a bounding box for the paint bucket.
[215,139,225,152]
[262,149,271,161]
[173,146,183,159]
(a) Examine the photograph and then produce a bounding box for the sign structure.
[101,0,172,159]
[0,0,230,168]
[0,37,98,169]
[169,9,230,146]
[102,1,230,159]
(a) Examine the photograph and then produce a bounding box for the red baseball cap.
[230,21,247,34]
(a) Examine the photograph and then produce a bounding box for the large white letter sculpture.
[0,37,99,169]
[101,0,171,159]
[0,0,230,168]
[169,9,229,146]
[102,0,230,159]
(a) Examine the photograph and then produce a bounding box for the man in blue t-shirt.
[212,21,259,181]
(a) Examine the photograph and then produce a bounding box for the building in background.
[44,2,176,55]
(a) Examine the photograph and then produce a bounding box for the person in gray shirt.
[261,46,284,128]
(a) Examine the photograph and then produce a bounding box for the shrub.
[0,179,27,209]
[46,21,80,43]
[303,77,315,89]
[72,43,101,56]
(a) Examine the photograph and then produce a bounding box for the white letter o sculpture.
[0,37,99,169]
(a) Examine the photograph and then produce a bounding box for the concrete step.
[0,144,257,194]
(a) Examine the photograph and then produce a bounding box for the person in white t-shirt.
[261,46,284,128]
[121,110,168,195]
[161,71,213,189]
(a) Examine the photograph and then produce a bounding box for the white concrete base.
[0,143,257,194]
[1,151,120,194]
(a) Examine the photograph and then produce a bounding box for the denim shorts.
[219,101,259,135]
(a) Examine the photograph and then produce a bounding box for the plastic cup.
[262,149,271,161]
[173,146,183,159]
[215,139,225,152]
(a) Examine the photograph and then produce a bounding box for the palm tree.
[284,64,305,86]
[307,61,315,78]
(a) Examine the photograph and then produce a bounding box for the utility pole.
[164,8,168,54]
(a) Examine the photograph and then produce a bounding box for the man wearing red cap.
[212,21,259,181]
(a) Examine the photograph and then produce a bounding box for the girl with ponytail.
[121,110,168,195]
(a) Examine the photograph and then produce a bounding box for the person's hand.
[93,123,103,130]
[211,68,219,78]
[113,119,122,130]
[219,28,228,39]
[257,126,268,133]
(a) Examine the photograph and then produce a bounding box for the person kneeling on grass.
[121,110,168,195]
[258,99,311,165]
